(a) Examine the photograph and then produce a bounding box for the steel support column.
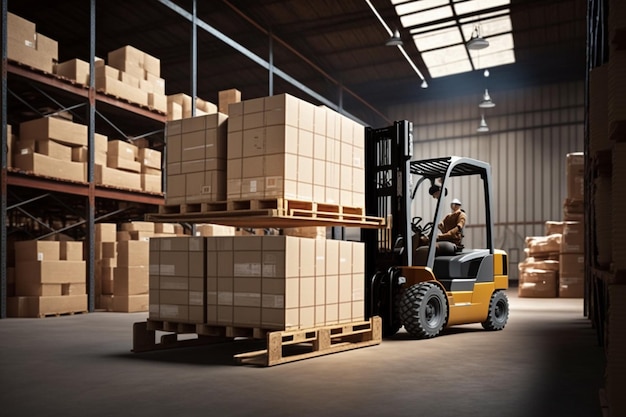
[191,0,197,117]
[1,0,8,318]
[86,0,96,312]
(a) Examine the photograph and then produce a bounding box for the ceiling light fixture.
[421,80,428,89]
[477,114,490,132]
[467,25,489,50]
[365,0,428,87]
[484,68,490,77]
[386,29,403,46]
[478,89,495,108]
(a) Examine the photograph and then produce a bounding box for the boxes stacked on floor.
[149,235,365,330]
[7,12,57,73]
[97,222,182,312]
[165,113,228,204]
[518,232,561,298]
[167,93,218,121]
[226,94,365,208]
[8,240,87,317]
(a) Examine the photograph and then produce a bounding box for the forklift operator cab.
[363,121,509,340]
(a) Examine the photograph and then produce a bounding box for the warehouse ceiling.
[6,0,586,127]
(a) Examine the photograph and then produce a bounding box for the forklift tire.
[481,290,509,331]
[399,282,448,339]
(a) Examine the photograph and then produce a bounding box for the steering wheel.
[421,221,434,235]
[411,216,423,234]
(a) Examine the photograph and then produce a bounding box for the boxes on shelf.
[226,94,365,208]
[14,152,86,183]
[20,117,88,147]
[7,12,58,73]
[166,93,218,121]
[218,88,241,115]
[54,58,90,85]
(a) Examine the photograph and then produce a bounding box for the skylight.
[391,0,516,78]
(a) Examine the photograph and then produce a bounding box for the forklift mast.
[362,120,413,314]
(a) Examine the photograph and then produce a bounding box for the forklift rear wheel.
[481,290,509,331]
[399,282,448,339]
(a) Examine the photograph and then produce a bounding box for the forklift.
[362,121,510,338]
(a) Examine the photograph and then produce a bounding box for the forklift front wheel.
[399,282,448,339]
[481,290,509,331]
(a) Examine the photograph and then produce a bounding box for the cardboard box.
[20,117,88,147]
[219,89,241,114]
[148,92,167,113]
[7,12,36,46]
[36,33,58,60]
[141,174,162,193]
[107,153,141,173]
[94,164,141,190]
[7,294,87,318]
[14,240,60,262]
[95,223,117,242]
[15,260,86,296]
[17,138,72,161]
[566,152,584,201]
[559,276,584,298]
[14,152,86,182]
[559,253,584,278]
[108,140,138,161]
[117,240,149,267]
[114,266,149,296]
[112,294,149,312]
[55,58,90,84]
[107,45,145,78]
[96,75,148,106]
[138,148,162,169]
[561,221,584,253]
[60,241,83,261]
[518,269,558,298]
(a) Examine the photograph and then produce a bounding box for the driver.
[437,198,466,249]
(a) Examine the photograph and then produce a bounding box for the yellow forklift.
[363,121,509,338]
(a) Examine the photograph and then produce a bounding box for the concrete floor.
[0,289,605,417]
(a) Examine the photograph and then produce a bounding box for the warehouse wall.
[387,80,584,281]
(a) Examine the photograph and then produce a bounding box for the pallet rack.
[0,2,167,317]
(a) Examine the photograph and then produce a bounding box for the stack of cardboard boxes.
[8,240,87,317]
[518,152,585,298]
[7,12,58,73]
[518,232,561,297]
[148,235,365,331]
[12,117,162,193]
[97,222,182,312]
[226,94,365,207]
[165,113,228,204]
[14,116,105,182]
[167,93,218,121]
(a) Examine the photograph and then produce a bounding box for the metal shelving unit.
[0,1,166,317]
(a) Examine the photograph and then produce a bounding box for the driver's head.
[428,184,441,199]
[451,198,462,211]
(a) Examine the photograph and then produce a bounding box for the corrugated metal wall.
[387,80,584,280]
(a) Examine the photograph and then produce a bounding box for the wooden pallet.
[38,310,88,318]
[147,198,384,229]
[132,317,382,366]
[234,317,382,366]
